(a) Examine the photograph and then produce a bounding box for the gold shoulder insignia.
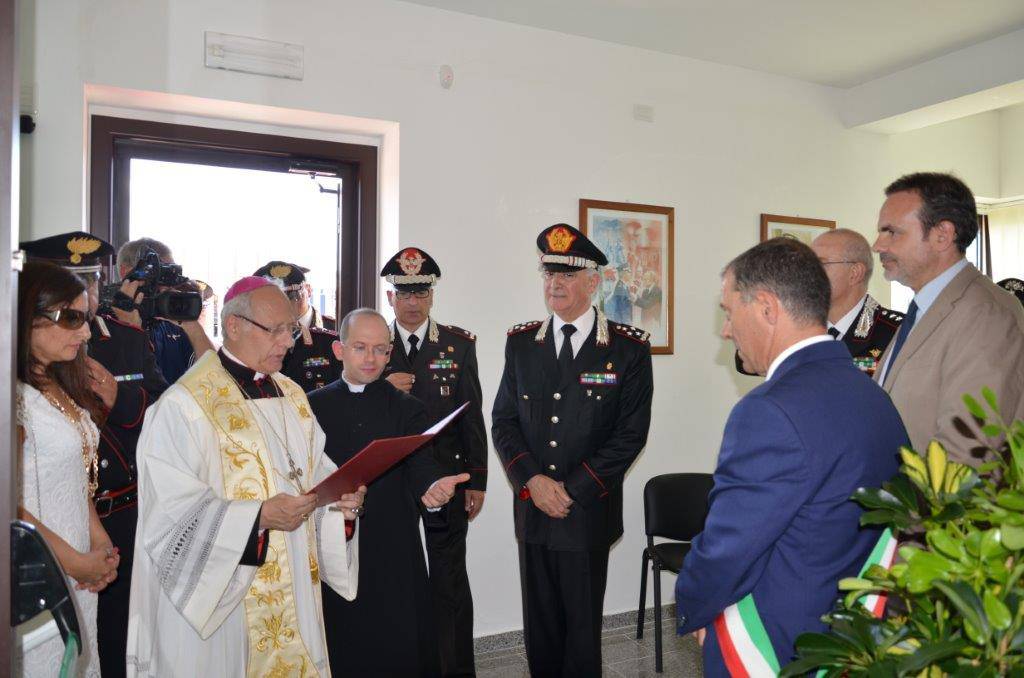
[611,323,651,344]
[67,237,102,264]
[507,320,542,336]
[442,324,477,342]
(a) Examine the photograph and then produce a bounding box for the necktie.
[827,326,841,339]
[407,334,420,362]
[558,325,577,375]
[886,300,919,368]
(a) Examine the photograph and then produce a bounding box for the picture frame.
[760,213,836,244]
[580,199,674,355]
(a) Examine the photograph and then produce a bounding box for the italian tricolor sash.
[180,351,318,678]
[713,528,898,677]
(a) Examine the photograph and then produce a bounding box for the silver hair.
[816,228,874,279]
[339,307,388,342]
[116,238,174,274]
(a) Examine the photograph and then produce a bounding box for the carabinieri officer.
[381,247,488,677]
[492,224,654,676]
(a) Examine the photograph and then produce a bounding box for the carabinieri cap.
[20,231,115,274]
[536,223,608,272]
[380,247,441,290]
[253,261,310,291]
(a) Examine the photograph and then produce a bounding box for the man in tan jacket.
[873,172,1024,466]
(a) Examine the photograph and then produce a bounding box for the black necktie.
[558,325,577,375]
[407,334,420,362]
[827,326,841,339]
[886,300,919,368]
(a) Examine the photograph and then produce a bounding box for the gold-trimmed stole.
[179,351,316,678]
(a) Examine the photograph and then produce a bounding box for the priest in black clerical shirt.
[309,308,469,677]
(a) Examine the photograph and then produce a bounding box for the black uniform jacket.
[492,309,653,551]
[88,314,169,518]
[281,324,343,392]
[735,295,904,377]
[385,318,488,491]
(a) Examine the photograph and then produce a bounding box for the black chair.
[636,472,715,673]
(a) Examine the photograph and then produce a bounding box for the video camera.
[100,249,203,325]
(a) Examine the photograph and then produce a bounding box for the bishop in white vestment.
[126,277,365,677]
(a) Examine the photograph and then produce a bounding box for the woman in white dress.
[17,261,120,677]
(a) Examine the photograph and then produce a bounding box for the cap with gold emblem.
[536,223,608,272]
[380,247,441,290]
[20,231,115,274]
[253,261,310,291]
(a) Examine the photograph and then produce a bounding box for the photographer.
[20,231,169,678]
[115,238,215,383]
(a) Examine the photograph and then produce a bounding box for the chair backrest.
[643,472,715,542]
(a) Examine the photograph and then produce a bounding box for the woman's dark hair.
[18,260,103,422]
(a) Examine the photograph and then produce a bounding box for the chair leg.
[653,561,663,674]
[636,549,649,639]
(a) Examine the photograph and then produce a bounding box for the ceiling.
[401,0,1024,88]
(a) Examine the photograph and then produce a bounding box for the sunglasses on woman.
[36,308,89,330]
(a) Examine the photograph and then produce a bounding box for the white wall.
[22,0,897,636]
[1000,103,1024,198]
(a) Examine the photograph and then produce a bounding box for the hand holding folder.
[310,402,470,507]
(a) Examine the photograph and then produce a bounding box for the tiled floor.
[474,623,703,677]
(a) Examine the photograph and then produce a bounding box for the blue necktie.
[887,300,919,367]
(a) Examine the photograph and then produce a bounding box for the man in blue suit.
[676,238,907,677]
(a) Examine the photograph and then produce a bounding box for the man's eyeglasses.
[542,271,578,282]
[36,308,89,330]
[348,344,392,358]
[395,289,431,301]
[284,288,306,302]
[819,260,858,266]
[236,314,302,341]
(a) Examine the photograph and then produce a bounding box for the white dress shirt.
[828,294,868,340]
[395,320,429,357]
[765,335,833,380]
[298,306,315,329]
[552,306,595,358]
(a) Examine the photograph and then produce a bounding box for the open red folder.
[309,402,469,507]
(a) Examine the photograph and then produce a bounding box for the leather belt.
[95,484,138,519]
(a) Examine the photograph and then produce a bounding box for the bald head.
[812,229,874,322]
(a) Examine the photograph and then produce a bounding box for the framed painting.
[759,213,835,244]
[580,199,674,355]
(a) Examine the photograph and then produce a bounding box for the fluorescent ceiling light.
[205,31,304,81]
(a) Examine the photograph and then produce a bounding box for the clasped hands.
[261,485,368,531]
[71,542,119,593]
[527,474,573,518]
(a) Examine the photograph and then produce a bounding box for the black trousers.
[97,510,136,678]
[518,543,610,678]
[425,488,476,677]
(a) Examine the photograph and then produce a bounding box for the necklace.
[40,386,99,497]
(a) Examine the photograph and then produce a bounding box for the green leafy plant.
[779,388,1024,677]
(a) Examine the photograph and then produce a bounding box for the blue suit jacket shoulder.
[676,340,906,675]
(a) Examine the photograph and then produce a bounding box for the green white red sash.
[712,528,897,677]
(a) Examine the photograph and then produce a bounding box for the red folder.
[309,402,469,507]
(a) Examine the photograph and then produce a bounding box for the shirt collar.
[766,334,833,380]
[298,306,315,329]
[395,319,429,347]
[221,346,266,381]
[552,306,596,340]
[341,373,367,393]
[829,294,867,339]
[913,258,969,319]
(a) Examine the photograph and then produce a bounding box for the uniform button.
[100,458,109,469]
[454,454,460,460]
[549,440,558,448]
[522,394,530,400]
[548,464,556,471]
[551,416,559,424]
[553,393,561,400]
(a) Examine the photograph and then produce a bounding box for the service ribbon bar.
[579,372,618,385]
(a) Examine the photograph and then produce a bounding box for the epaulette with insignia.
[309,326,338,338]
[611,323,651,344]
[508,320,542,336]
[441,324,476,342]
[878,308,904,323]
[100,313,145,334]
